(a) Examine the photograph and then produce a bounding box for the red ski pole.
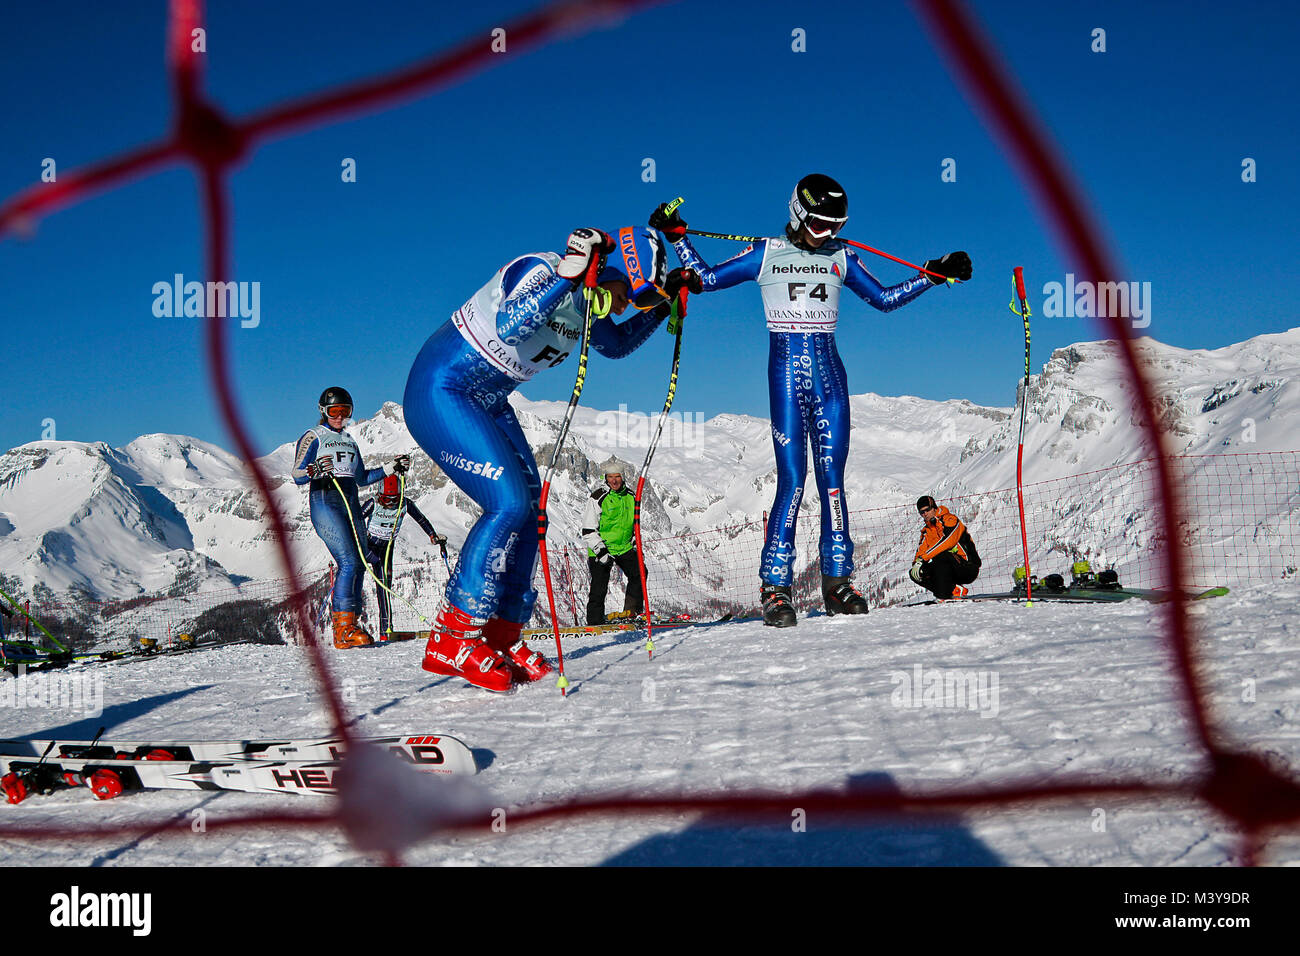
[681,227,957,285]
[1011,267,1034,604]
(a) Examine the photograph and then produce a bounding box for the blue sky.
[2,0,1294,456]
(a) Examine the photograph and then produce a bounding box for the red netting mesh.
[2,0,1298,865]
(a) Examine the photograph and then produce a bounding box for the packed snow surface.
[3,584,1297,866]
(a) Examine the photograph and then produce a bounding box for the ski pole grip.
[664,196,684,216]
[1013,266,1027,301]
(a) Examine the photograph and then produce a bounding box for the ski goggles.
[803,214,847,240]
[377,495,400,507]
[323,404,352,418]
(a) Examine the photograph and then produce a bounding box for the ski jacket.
[915,506,980,564]
[581,484,636,557]
[291,425,385,493]
[452,252,670,382]
[670,234,932,333]
[361,496,437,544]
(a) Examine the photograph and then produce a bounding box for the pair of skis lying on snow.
[903,582,1229,607]
[0,732,476,803]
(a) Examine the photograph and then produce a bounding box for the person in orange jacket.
[909,495,981,599]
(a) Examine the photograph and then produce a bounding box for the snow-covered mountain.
[1,328,1297,629]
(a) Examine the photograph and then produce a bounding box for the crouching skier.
[292,387,411,648]
[651,174,971,626]
[403,226,699,691]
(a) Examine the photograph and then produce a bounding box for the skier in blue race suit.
[651,174,971,627]
[291,386,411,648]
[404,226,700,692]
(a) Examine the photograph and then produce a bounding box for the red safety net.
[25,450,1298,645]
[2,0,1298,865]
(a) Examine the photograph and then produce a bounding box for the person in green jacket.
[581,458,644,625]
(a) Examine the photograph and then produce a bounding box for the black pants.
[365,536,395,635]
[920,552,980,600]
[587,550,645,625]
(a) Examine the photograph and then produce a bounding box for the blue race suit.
[292,424,386,613]
[672,233,933,586]
[404,251,667,624]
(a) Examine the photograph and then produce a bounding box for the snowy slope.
[1,585,1297,865]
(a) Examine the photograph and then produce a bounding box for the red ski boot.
[483,616,553,683]
[422,604,514,693]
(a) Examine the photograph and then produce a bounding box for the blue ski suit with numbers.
[404,249,670,625]
[671,232,934,586]
[291,424,387,614]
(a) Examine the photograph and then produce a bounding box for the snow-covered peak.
[2,327,1296,602]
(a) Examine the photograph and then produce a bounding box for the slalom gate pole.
[680,227,956,285]
[1010,267,1034,604]
[0,585,67,654]
[562,549,580,627]
[537,247,606,696]
[634,284,688,660]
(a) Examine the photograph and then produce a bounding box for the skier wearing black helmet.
[291,387,411,648]
[651,175,971,626]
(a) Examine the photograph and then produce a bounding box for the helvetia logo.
[49,886,151,936]
[770,263,829,275]
[827,488,844,531]
[438,451,505,480]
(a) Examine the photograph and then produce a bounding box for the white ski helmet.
[599,457,626,480]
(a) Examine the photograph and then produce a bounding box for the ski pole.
[537,241,608,696]
[674,220,957,285]
[1010,266,1034,605]
[634,284,688,660]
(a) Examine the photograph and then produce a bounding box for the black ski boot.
[822,576,869,615]
[761,584,797,628]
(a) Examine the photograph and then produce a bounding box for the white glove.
[306,457,334,478]
[556,228,614,281]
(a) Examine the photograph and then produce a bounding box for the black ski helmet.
[916,495,938,513]
[788,173,848,240]
[319,386,353,417]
